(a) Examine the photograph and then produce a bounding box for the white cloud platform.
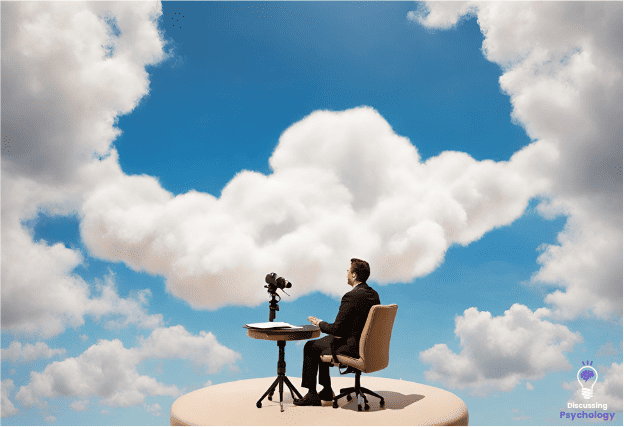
[170,376,468,425]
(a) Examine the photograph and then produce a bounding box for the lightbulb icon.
[577,361,598,399]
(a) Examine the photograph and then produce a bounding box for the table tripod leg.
[256,377,280,408]
[283,375,303,400]
[285,379,297,401]
[279,376,285,412]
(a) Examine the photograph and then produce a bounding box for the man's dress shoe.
[319,388,335,406]
[293,391,322,406]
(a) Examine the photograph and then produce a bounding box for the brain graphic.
[580,369,595,382]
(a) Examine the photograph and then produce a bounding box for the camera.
[265,273,292,291]
[264,273,292,322]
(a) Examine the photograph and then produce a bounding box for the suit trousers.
[301,335,335,390]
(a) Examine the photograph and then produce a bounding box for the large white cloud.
[419,304,583,396]
[1,1,165,183]
[78,106,556,308]
[1,342,66,363]
[1,2,168,337]
[15,325,241,409]
[410,1,622,320]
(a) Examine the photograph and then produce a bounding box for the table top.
[245,324,320,341]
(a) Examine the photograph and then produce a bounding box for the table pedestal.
[256,340,302,412]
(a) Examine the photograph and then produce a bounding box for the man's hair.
[350,258,370,283]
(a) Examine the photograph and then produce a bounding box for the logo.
[577,360,598,399]
[560,360,616,422]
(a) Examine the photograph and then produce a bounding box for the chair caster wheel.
[256,402,262,408]
[357,404,362,412]
[380,399,385,407]
[364,403,370,410]
[346,394,352,401]
[332,401,338,408]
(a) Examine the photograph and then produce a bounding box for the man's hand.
[307,316,322,326]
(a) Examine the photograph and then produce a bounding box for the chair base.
[332,371,385,411]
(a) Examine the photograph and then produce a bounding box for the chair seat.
[320,354,366,373]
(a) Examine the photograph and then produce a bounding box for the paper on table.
[244,322,303,329]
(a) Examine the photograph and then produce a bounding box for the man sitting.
[294,258,380,406]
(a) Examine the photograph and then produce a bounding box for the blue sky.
[1,1,622,426]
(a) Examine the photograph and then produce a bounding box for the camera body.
[265,272,292,291]
[264,273,292,322]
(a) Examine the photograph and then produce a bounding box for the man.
[293,258,380,406]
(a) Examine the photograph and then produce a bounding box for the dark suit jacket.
[318,282,380,358]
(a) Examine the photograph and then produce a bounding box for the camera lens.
[276,277,291,289]
[265,273,291,289]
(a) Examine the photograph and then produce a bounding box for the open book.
[244,321,304,330]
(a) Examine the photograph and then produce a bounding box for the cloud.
[1,380,19,418]
[2,213,92,337]
[1,1,166,184]
[44,415,56,423]
[2,342,66,363]
[565,363,623,412]
[144,403,162,416]
[86,274,163,331]
[15,325,240,409]
[69,399,89,412]
[1,2,168,338]
[137,325,242,374]
[420,304,582,396]
[2,248,163,337]
[411,1,622,321]
[595,342,620,358]
[526,382,534,390]
[16,338,169,408]
[79,106,555,309]
[407,1,476,30]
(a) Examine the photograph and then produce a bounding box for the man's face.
[346,266,356,286]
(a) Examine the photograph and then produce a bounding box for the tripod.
[255,290,303,412]
[255,340,302,411]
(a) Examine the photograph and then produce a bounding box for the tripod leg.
[257,377,280,408]
[279,376,284,412]
[283,376,303,400]
[285,379,296,401]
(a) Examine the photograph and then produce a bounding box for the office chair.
[320,304,398,411]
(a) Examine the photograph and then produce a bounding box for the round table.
[246,325,320,411]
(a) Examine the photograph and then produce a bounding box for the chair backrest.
[358,304,398,373]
